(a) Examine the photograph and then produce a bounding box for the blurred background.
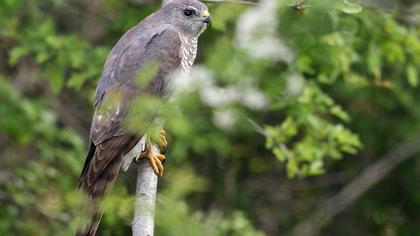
[1,0,420,235]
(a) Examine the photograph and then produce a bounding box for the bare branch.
[132,156,159,236]
[131,141,160,236]
[288,134,420,236]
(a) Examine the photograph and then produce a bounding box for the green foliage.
[266,82,361,177]
[0,77,84,235]
[1,0,108,94]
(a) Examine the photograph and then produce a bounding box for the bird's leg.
[135,137,166,177]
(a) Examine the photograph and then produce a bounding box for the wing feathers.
[85,135,138,188]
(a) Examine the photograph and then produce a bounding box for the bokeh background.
[1,0,420,235]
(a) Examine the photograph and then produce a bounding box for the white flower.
[235,0,294,63]
[213,109,238,129]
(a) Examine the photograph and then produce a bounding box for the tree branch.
[122,135,160,236]
[132,149,159,236]
[288,134,420,236]
[201,0,258,6]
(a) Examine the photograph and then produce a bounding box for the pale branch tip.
[201,0,258,6]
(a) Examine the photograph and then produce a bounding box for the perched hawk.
[77,0,210,235]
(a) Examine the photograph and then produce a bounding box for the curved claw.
[136,150,166,177]
[158,129,168,154]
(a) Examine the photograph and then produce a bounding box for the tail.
[76,212,102,236]
[76,141,124,236]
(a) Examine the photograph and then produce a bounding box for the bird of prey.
[76,0,211,235]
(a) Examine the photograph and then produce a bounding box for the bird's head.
[161,0,211,37]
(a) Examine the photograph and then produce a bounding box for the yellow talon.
[158,129,167,154]
[135,138,166,176]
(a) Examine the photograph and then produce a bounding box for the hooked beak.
[201,11,212,24]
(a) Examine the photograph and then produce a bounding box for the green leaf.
[407,65,418,88]
[367,43,381,79]
[35,52,49,64]
[273,148,286,162]
[286,158,298,178]
[67,73,88,90]
[45,67,64,93]
[134,61,159,87]
[342,0,363,14]
[46,35,63,49]
[9,47,28,65]
[309,160,324,175]
[330,105,350,122]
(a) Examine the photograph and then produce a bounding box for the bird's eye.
[183,9,194,16]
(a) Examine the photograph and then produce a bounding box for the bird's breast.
[178,33,198,74]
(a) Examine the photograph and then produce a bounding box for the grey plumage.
[77,1,210,235]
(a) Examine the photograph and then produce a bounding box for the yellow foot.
[158,129,167,154]
[135,142,166,176]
